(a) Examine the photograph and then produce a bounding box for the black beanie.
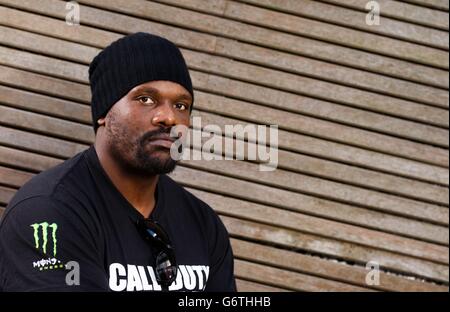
[89,32,194,132]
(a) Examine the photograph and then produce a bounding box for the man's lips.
[147,135,176,149]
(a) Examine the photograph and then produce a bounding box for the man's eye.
[138,96,154,105]
[175,103,188,111]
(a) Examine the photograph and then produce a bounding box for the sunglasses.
[136,218,177,288]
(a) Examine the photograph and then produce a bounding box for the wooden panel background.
[0,0,448,291]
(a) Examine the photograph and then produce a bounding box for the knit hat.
[89,32,194,132]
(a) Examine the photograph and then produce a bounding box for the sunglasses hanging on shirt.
[136,218,177,289]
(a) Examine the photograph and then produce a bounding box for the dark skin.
[94,80,192,218]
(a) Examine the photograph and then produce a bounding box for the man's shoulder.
[162,174,224,227]
[4,149,89,216]
[162,174,213,211]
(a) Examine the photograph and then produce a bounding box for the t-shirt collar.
[84,145,165,223]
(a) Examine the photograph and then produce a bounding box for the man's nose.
[151,102,176,128]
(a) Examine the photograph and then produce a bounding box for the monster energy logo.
[30,222,58,257]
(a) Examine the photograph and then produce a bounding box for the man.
[0,32,236,292]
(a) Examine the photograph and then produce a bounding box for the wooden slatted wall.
[0,0,448,291]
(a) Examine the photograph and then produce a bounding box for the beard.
[134,130,179,175]
[106,113,179,176]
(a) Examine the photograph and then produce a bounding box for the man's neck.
[94,142,158,218]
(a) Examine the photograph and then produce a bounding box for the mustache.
[139,127,179,143]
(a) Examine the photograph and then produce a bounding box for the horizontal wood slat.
[191,109,450,186]
[1,48,448,168]
[1,24,448,143]
[234,259,372,291]
[1,83,448,188]
[1,116,448,240]
[156,0,449,31]
[0,185,15,205]
[19,0,449,109]
[2,24,448,129]
[172,168,449,260]
[220,215,448,283]
[0,0,447,291]
[1,97,447,207]
[401,0,449,11]
[1,1,448,89]
[229,238,448,292]
[0,146,448,280]
[1,123,447,245]
[234,0,449,36]
[9,119,442,208]
[74,0,449,68]
[0,84,91,124]
[1,163,447,291]
[235,278,288,292]
[0,166,33,188]
[0,65,90,103]
[224,0,448,51]
[320,0,449,23]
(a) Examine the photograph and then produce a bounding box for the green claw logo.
[30,222,58,257]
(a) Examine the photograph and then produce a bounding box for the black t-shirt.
[0,146,236,292]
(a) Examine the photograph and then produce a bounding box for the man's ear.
[97,117,106,127]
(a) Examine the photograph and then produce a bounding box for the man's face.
[100,80,192,176]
